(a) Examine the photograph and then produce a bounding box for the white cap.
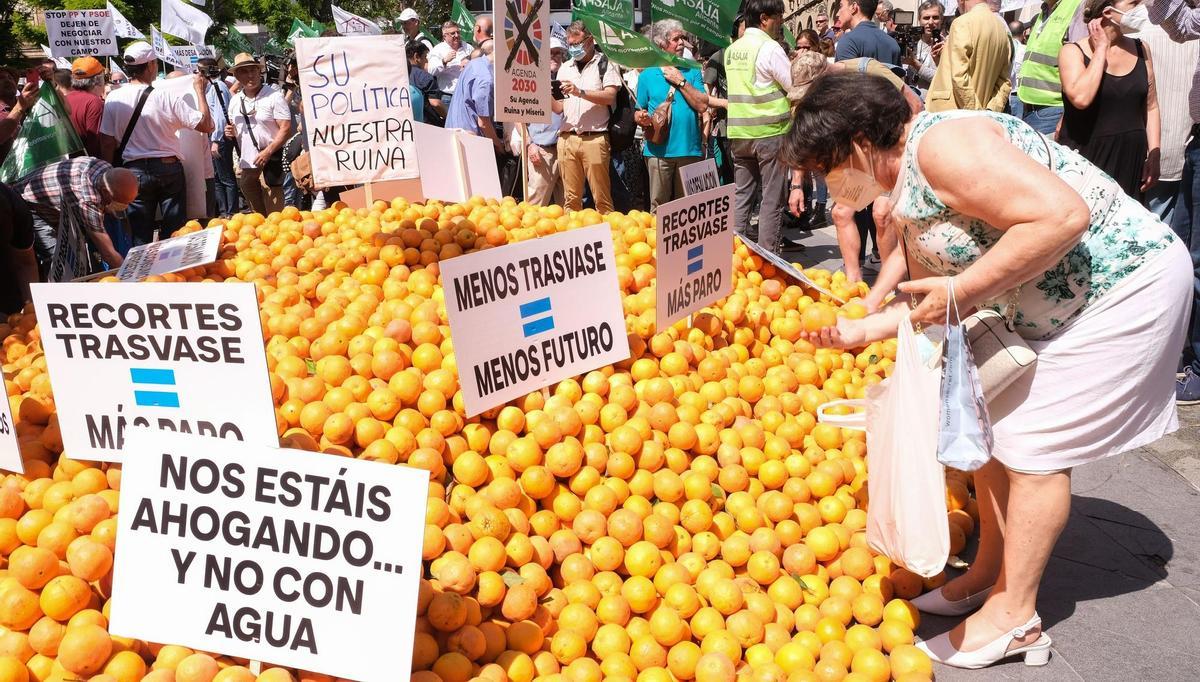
[397,8,420,23]
[122,41,156,66]
[551,37,566,51]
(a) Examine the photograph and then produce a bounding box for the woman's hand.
[1142,148,1160,192]
[798,317,868,349]
[1087,18,1110,52]
[898,276,953,327]
[788,187,805,217]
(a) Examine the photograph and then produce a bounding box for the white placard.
[152,26,190,70]
[107,2,145,40]
[441,224,631,416]
[738,236,844,303]
[117,227,222,281]
[40,46,72,69]
[494,0,552,123]
[680,158,720,196]
[0,379,21,473]
[295,35,419,187]
[31,282,278,462]
[44,10,117,58]
[110,429,429,682]
[656,184,736,329]
[171,44,217,72]
[412,122,502,203]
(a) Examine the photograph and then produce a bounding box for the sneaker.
[867,252,881,266]
[1177,367,1200,405]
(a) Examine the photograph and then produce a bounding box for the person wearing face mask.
[1059,0,1160,200]
[784,71,1190,670]
[13,159,136,275]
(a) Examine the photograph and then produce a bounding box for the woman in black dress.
[1059,0,1160,200]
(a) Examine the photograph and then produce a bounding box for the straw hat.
[230,53,264,72]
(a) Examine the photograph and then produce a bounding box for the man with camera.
[226,53,292,216]
[197,58,238,218]
[904,1,946,92]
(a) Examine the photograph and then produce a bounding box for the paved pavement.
[787,221,1200,681]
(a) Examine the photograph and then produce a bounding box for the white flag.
[160,0,212,45]
[41,45,72,69]
[151,26,190,69]
[110,58,128,80]
[332,4,382,35]
[108,2,145,39]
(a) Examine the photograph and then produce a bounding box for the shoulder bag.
[645,85,676,146]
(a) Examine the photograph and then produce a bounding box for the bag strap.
[816,400,868,432]
[116,85,154,164]
[240,95,264,153]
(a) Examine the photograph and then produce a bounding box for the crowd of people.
[3,0,1200,407]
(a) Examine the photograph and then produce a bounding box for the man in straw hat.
[226,53,293,216]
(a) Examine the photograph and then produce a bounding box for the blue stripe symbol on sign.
[519,297,555,338]
[687,244,704,275]
[130,368,180,408]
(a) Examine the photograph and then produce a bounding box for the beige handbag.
[963,308,1037,400]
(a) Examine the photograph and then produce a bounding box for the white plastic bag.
[817,315,949,577]
[937,279,994,472]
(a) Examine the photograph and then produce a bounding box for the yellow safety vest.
[1018,0,1086,107]
[725,30,791,139]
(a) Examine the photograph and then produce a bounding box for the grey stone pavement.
[789,222,1200,681]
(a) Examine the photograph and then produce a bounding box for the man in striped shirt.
[1148,0,1200,403]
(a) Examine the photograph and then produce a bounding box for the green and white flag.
[577,11,700,69]
[0,82,85,183]
[650,0,740,48]
[782,24,796,51]
[451,0,476,44]
[287,18,320,45]
[572,0,634,29]
[220,23,256,61]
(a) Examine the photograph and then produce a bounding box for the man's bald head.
[475,15,494,43]
[102,168,139,205]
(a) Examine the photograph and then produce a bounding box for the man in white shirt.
[398,8,434,51]
[225,53,293,216]
[99,41,213,246]
[429,21,472,110]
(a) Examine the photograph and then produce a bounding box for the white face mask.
[826,147,887,212]
[1109,5,1148,35]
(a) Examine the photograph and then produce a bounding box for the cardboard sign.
[494,0,552,124]
[110,429,429,682]
[295,35,419,187]
[680,158,720,196]
[44,10,117,58]
[31,282,278,462]
[412,122,502,203]
[442,224,631,416]
[117,227,222,282]
[738,237,845,303]
[656,184,735,329]
[0,379,21,473]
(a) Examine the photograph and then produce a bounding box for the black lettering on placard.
[471,322,617,398]
[452,263,521,311]
[84,406,245,450]
[659,195,731,255]
[516,241,607,289]
[667,268,724,317]
[206,603,318,653]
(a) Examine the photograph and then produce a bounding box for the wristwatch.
[789,184,804,190]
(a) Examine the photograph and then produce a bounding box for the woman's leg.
[949,468,1072,651]
[942,457,1009,600]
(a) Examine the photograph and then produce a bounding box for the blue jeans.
[1145,180,1180,226]
[1008,94,1024,120]
[1022,105,1063,136]
[1171,138,1200,374]
[126,158,186,245]
[283,169,301,209]
[212,138,238,217]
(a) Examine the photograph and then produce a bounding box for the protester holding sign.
[556,21,624,213]
[99,41,213,246]
[429,22,473,110]
[636,20,709,211]
[66,58,106,158]
[227,53,293,216]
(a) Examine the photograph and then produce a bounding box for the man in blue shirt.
[445,40,502,151]
[521,38,567,206]
[833,0,902,64]
[198,58,237,217]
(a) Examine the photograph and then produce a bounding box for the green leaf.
[501,570,524,588]
[304,358,316,375]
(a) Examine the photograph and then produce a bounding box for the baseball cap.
[787,51,831,104]
[397,8,420,22]
[71,57,105,78]
[123,41,156,66]
[551,37,566,51]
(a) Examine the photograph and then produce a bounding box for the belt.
[1023,103,1061,113]
[560,130,606,137]
[126,156,180,165]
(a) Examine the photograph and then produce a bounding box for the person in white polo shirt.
[99,41,213,246]
[429,21,472,110]
[226,53,293,216]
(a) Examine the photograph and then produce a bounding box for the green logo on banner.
[576,11,700,70]
[451,0,477,45]
[573,0,634,30]
[0,82,85,184]
[287,18,321,46]
[650,0,740,48]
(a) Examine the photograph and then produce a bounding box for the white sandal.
[916,613,1052,669]
[911,584,993,616]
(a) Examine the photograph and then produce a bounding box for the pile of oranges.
[0,196,977,682]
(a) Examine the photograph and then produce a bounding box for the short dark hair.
[197,57,218,68]
[781,71,911,173]
[855,0,881,19]
[125,61,152,78]
[406,41,430,60]
[1082,0,1117,21]
[918,0,945,15]
[52,69,72,89]
[744,0,785,28]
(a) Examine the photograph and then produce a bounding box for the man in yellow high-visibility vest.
[1016,0,1087,135]
[725,0,792,254]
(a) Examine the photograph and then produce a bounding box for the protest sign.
[30,282,278,462]
[108,2,144,39]
[117,227,222,282]
[110,429,429,681]
[576,12,701,69]
[573,0,634,29]
[494,0,552,124]
[737,236,845,303]
[161,0,212,45]
[441,224,630,416]
[172,44,217,72]
[650,0,740,48]
[152,26,191,70]
[44,9,117,58]
[295,35,419,187]
[409,122,501,203]
[680,158,720,196]
[656,184,735,328]
[0,82,84,183]
[0,380,21,473]
[332,4,382,35]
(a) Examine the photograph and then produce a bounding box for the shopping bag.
[817,316,949,577]
[937,279,994,472]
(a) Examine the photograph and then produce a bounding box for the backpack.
[597,55,636,154]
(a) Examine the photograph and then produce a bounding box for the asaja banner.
[110,429,429,681]
[44,9,117,58]
[572,0,634,29]
[295,34,419,187]
[494,0,552,124]
[577,12,700,69]
[650,0,741,48]
[0,82,84,184]
[656,184,736,329]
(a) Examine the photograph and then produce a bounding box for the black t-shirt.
[703,50,727,136]
[0,182,34,314]
[409,66,444,126]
